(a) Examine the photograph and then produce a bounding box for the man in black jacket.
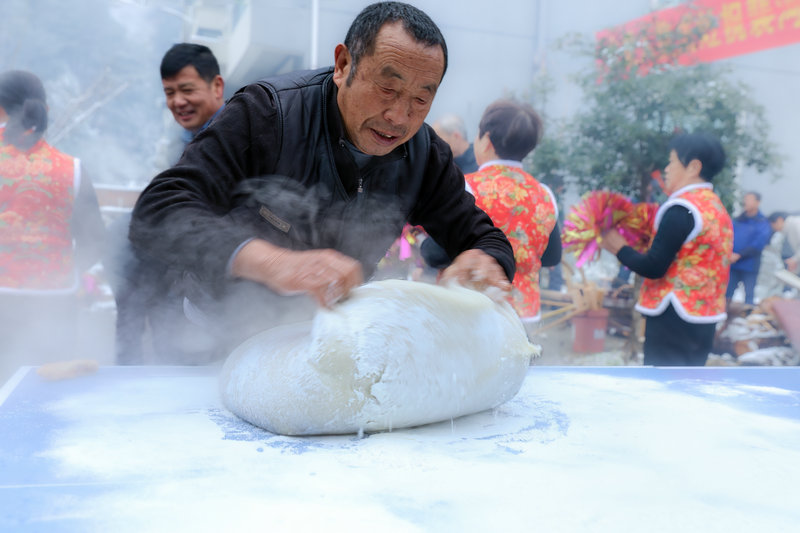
[110,43,227,365]
[129,2,515,359]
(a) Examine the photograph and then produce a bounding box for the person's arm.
[541,223,562,267]
[130,83,363,306]
[419,237,451,269]
[71,166,107,273]
[784,217,800,257]
[231,239,362,307]
[408,130,515,291]
[419,178,560,272]
[130,84,281,280]
[737,218,773,259]
[602,205,694,279]
[784,217,800,271]
[736,246,758,260]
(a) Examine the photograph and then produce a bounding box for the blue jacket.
[731,211,771,272]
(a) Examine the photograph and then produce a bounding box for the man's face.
[333,22,445,156]
[743,193,759,214]
[162,65,224,133]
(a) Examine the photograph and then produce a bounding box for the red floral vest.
[0,128,78,292]
[466,162,557,321]
[637,184,732,323]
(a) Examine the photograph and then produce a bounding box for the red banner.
[599,0,800,65]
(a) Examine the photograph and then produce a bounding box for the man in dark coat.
[129,2,515,360]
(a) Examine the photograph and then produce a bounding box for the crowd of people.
[1,1,797,373]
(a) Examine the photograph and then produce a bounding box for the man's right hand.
[439,249,512,294]
[232,239,363,308]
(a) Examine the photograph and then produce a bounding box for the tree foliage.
[534,4,781,211]
[524,75,571,216]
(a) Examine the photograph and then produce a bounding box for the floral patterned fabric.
[638,185,733,322]
[466,163,557,321]
[0,128,77,290]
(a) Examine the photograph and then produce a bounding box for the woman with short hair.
[467,99,562,325]
[600,133,733,366]
[0,70,106,363]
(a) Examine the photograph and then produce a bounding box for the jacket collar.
[478,159,523,172]
[668,181,712,199]
[736,210,765,221]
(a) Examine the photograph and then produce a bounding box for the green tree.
[558,5,781,210]
[524,74,571,217]
[526,6,783,357]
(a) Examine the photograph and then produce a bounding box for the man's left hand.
[439,249,512,293]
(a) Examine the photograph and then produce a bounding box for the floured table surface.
[1,364,799,532]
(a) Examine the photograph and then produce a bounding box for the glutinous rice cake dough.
[219,279,539,435]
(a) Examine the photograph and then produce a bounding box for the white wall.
[307,0,541,141]
[723,44,800,215]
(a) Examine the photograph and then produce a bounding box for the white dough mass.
[219,279,539,435]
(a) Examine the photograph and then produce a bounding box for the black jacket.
[130,68,514,297]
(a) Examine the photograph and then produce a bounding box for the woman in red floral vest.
[600,133,732,366]
[0,70,106,368]
[466,99,562,326]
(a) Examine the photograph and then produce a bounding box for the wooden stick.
[534,308,583,333]
[540,303,578,320]
[37,359,99,381]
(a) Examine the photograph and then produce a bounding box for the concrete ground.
[529,320,638,366]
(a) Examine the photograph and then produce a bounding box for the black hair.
[668,132,726,181]
[0,70,48,151]
[743,191,761,201]
[344,1,447,84]
[160,43,220,83]
[768,211,788,223]
[478,99,543,161]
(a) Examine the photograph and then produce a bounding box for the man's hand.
[786,257,799,273]
[232,239,363,307]
[599,229,627,255]
[730,252,741,263]
[439,249,511,293]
